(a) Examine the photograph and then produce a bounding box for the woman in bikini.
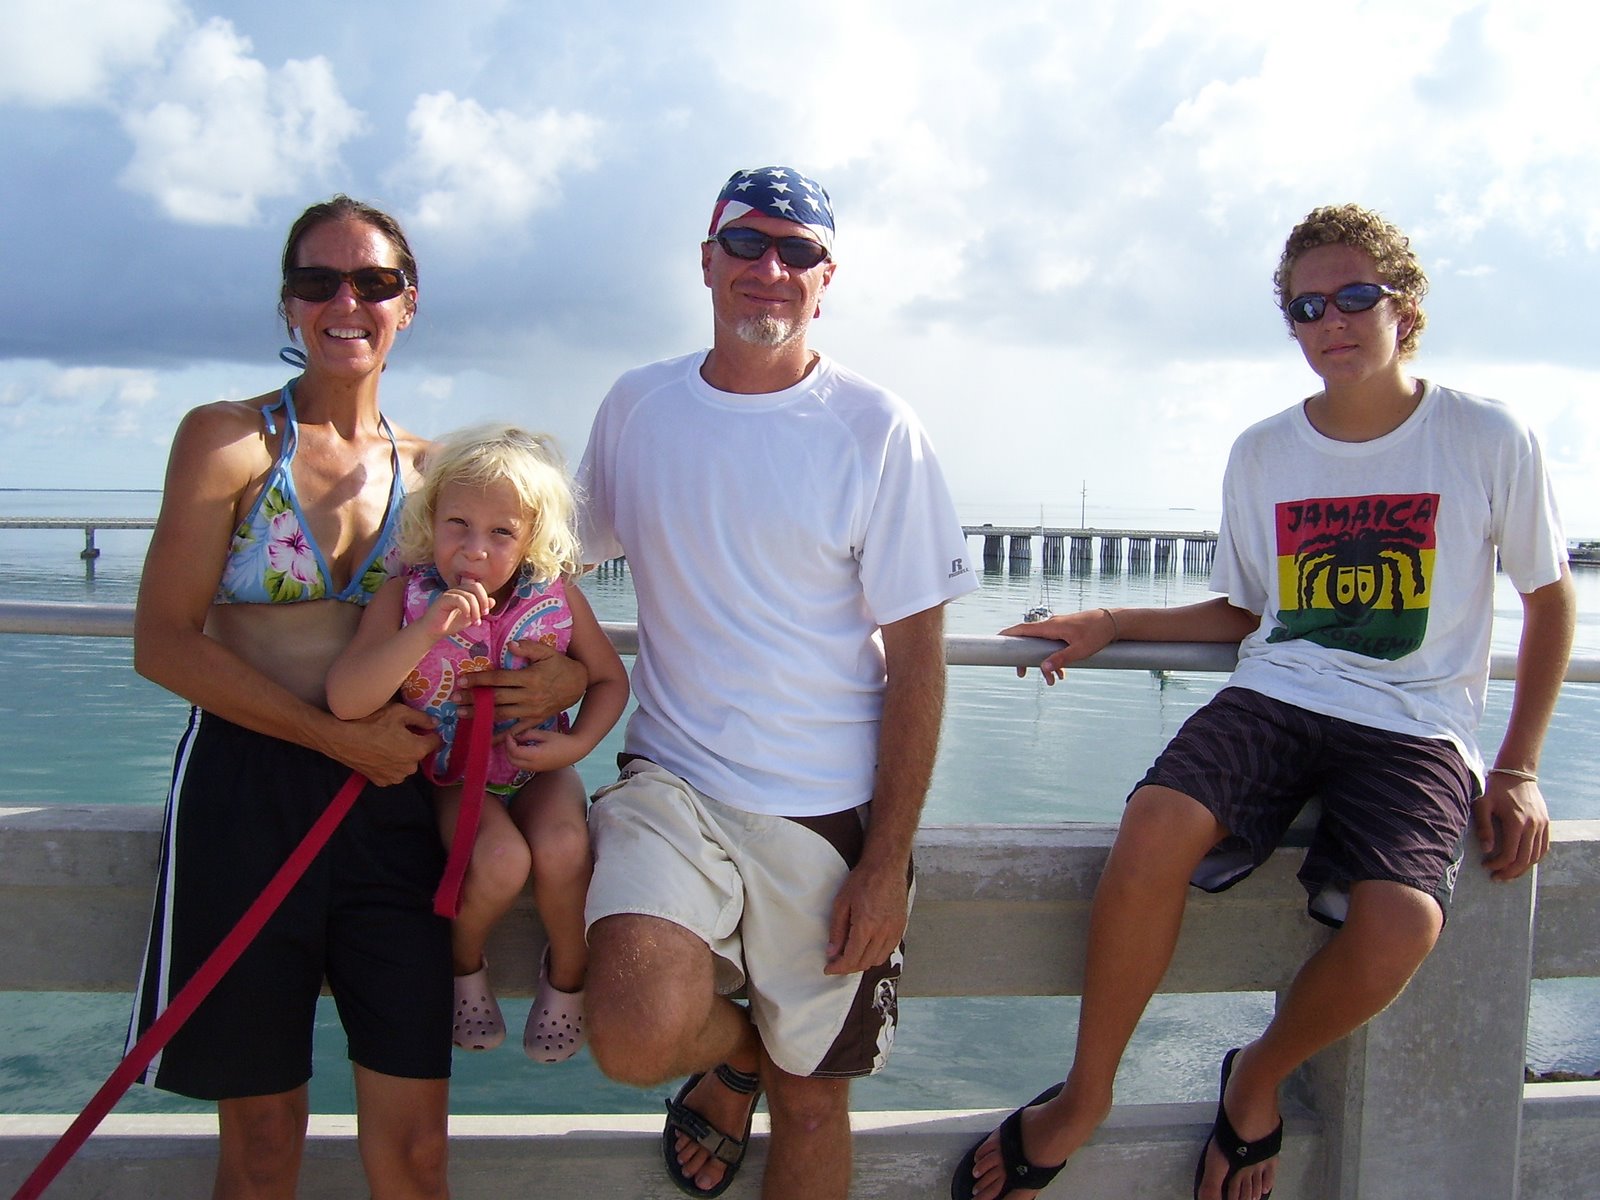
[128,195,586,1199]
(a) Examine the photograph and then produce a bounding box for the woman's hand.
[324,703,440,787]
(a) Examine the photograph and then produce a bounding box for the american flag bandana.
[708,166,834,251]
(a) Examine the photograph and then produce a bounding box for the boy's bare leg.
[965,786,1225,1200]
[1195,878,1443,1200]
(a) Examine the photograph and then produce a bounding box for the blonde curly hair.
[397,423,582,583]
[1273,203,1429,360]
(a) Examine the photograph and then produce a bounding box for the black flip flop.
[1193,1048,1283,1200]
[950,1082,1068,1200]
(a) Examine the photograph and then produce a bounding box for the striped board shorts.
[1134,686,1477,928]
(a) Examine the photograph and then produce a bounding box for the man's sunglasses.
[708,227,830,270]
[1284,282,1400,324]
[284,266,411,303]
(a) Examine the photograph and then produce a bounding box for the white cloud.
[397,92,601,236]
[417,375,455,402]
[0,0,181,106]
[1156,1,1600,250]
[0,367,161,440]
[51,367,160,408]
[117,18,364,225]
[0,381,25,431]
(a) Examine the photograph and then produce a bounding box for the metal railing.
[5,599,1600,683]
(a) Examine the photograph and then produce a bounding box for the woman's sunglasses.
[1284,282,1400,324]
[284,266,411,303]
[708,227,830,270]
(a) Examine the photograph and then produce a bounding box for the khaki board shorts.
[585,758,908,1078]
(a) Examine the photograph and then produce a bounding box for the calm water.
[2,492,1597,1116]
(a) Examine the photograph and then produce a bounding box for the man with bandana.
[575,166,977,1199]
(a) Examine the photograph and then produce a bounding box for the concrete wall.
[2,808,1597,1198]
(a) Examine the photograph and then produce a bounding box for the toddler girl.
[328,423,627,1060]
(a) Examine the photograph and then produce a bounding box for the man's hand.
[1474,775,1551,881]
[454,639,588,732]
[824,861,909,976]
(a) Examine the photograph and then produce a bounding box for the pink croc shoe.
[523,948,585,1063]
[452,961,506,1051]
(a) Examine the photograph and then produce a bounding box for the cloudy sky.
[3,0,1597,532]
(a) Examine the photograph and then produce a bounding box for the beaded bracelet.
[1488,766,1538,783]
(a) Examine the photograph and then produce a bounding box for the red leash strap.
[432,688,494,918]
[10,769,370,1200]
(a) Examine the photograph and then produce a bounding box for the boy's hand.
[1474,777,1550,881]
[998,609,1117,684]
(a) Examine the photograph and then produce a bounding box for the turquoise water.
[2,492,1597,1116]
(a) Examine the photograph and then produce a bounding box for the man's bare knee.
[587,914,713,1085]
[765,1071,850,1137]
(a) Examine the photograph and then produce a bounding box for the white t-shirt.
[1214,380,1566,776]
[577,350,978,816]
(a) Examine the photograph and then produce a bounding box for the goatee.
[735,314,797,348]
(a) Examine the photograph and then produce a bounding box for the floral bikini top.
[215,380,406,606]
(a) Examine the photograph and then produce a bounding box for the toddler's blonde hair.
[397,423,582,582]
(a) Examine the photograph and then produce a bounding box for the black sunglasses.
[284,266,411,303]
[1284,282,1400,324]
[708,227,830,270]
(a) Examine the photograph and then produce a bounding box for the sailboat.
[1023,582,1053,624]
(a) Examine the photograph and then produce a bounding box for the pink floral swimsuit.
[400,563,574,797]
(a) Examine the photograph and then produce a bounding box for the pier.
[0,519,156,581]
[964,525,1219,573]
[1,601,1597,1198]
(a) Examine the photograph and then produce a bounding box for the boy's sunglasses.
[1284,282,1400,324]
[708,227,830,270]
[284,266,411,303]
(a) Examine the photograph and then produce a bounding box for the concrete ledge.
[1520,1082,1600,1197]
[0,1102,1324,1200]
[0,808,1334,996]
[11,1090,1595,1199]
[6,809,1598,995]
